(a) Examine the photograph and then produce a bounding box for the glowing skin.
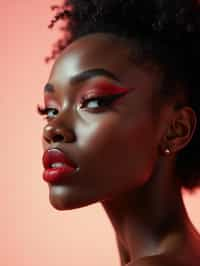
[40,33,200,266]
[42,35,164,207]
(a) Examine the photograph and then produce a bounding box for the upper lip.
[42,146,77,170]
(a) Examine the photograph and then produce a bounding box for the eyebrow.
[44,83,54,93]
[44,68,121,93]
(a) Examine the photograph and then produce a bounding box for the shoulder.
[127,254,189,266]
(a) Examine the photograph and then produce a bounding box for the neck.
[100,158,192,265]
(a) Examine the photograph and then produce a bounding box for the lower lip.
[43,166,77,183]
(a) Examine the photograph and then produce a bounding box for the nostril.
[43,136,50,144]
[43,134,65,144]
[52,134,64,142]
[43,125,76,143]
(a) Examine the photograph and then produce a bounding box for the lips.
[42,148,77,170]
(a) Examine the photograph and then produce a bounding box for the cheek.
[76,111,158,189]
[118,115,158,187]
[127,122,158,186]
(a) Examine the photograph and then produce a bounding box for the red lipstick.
[42,148,78,183]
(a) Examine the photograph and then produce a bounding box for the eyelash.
[36,93,125,121]
[37,105,58,121]
[79,93,124,109]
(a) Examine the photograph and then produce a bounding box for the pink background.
[1,1,199,265]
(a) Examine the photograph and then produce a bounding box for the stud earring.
[164,148,171,155]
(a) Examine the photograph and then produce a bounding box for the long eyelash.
[79,95,109,108]
[36,104,48,115]
[36,93,126,116]
[79,93,126,108]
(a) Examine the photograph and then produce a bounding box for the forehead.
[48,33,162,93]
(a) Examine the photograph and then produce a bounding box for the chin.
[48,184,100,211]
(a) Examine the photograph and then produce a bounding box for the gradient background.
[1,1,200,265]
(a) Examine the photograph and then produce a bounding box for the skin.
[41,33,200,265]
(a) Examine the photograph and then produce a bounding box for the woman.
[37,0,200,265]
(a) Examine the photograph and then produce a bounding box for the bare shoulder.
[127,254,190,266]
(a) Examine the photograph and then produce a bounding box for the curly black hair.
[45,0,200,190]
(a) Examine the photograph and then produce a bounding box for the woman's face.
[42,33,170,210]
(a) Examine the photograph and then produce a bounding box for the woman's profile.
[37,0,200,265]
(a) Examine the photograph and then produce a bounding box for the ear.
[163,106,197,153]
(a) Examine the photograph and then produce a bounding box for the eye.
[79,93,126,112]
[36,104,58,121]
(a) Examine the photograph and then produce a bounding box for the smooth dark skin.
[42,33,200,266]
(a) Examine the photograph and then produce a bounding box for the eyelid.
[77,81,131,100]
[78,91,130,111]
[80,91,128,101]
[80,91,121,101]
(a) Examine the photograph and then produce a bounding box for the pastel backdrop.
[1,1,199,266]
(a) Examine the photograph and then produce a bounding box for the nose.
[43,125,76,144]
[43,115,76,144]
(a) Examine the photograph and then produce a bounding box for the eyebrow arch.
[44,83,55,93]
[44,68,121,93]
[70,68,121,85]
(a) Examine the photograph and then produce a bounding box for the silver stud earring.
[164,148,171,155]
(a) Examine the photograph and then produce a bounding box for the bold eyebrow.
[70,68,121,85]
[44,68,121,93]
[44,83,55,93]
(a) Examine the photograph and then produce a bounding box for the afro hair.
[45,0,200,190]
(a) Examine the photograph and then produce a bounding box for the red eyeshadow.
[79,81,134,98]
